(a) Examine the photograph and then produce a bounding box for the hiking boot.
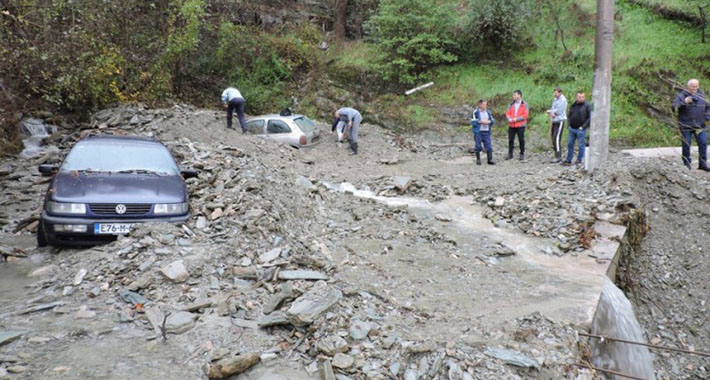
[700,164,710,172]
[519,154,525,161]
[487,151,495,165]
[476,152,481,166]
[562,161,572,166]
[505,153,513,160]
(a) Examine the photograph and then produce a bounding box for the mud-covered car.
[244,114,321,148]
[36,135,197,247]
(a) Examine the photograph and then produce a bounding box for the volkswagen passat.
[37,135,197,247]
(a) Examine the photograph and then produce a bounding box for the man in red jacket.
[505,90,530,161]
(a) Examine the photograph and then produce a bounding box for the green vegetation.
[364,0,458,83]
[1,0,707,153]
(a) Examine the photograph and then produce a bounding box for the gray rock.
[494,197,505,207]
[258,311,290,327]
[0,163,11,176]
[119,289,148,306]
[390,362,401,377]
[160,260,189,283]
[321,360,336,380]
[393,176,412,192]
[196,216,207,229]
[165,311,198,334]
[259,248,282,263]
[349,319,375,340]
[278,270,328,281]
[0,331,26,346]
[75,305,96,319]
[317,335,349,356]
[331,353,354,369]
[404,368,419,380]
[485,348,540,369]
[286,285,342,326]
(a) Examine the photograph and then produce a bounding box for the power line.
[578,332,710,357]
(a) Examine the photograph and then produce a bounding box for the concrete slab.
[621,146,695,158]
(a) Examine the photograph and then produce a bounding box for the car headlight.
[47,201,86,214]
[154,202,188,215]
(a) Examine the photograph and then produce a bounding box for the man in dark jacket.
[672,79,710,170]
[563,91,591,166]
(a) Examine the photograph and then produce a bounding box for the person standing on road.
[563,91,591,167]
[505,90,530,161]
[672,79,710,171]
[546,86,568,163]
[471,99,496,165]
[221,87,247,133]
[334,107,362,155]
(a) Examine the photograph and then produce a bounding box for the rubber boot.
[487,151,495,165]
[476,152,481,165]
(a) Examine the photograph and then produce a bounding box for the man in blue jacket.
[672,79,710,171]
[471,99,495,165]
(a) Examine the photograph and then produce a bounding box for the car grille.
[89,203,152,216]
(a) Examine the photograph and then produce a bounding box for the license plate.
[94,223,133,235]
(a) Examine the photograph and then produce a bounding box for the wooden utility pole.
[587,0,615,172]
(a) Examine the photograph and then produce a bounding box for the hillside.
[2,0,709,154]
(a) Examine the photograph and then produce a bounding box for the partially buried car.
[37,135,197,247]
[244,114,321,148]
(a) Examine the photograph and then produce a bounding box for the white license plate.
[94,223,133,235]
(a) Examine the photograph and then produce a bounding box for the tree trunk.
[334,0,348,49]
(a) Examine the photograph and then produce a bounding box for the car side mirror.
[38,164,59,176]
[180,169,199,179]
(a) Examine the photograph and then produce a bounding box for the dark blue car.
[37,135,197,247]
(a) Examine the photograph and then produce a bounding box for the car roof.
[81,135,162,145]
[258,114,306,120]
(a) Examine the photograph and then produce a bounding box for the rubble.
[0,103,705,379]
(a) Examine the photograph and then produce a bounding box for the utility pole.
[587,0,615,172]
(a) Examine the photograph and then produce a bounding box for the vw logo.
[115,204,127,214]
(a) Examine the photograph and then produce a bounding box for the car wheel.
[37,221,48,248]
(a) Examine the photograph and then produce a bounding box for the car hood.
[51,172,187,204]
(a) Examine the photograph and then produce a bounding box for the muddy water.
[0,263,35,308]
[329,182,614,342]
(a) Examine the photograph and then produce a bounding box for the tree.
[364,0,458,84]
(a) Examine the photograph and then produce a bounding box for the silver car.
[244,114,321,148]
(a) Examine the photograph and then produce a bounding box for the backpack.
[279,107,292,116]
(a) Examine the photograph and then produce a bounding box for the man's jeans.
[566,127,586,163]
[681,129,708,167]
[474,130,492,153]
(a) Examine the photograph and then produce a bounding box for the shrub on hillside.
[462,0,534,52]
[364,0,458,84]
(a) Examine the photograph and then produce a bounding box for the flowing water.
[19,118,52,158]
[591,277,656,379]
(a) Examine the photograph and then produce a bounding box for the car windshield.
[60,140,180,175]
[293,117,317,133]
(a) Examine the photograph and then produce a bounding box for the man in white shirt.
[221,87,246,132]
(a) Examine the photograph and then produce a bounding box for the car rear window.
[60,140,180,175]
[293,117,317,133]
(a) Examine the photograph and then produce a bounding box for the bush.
[462,0,534,52]
[364,0,459,84]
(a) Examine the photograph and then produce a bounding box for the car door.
[266,119,293,145]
